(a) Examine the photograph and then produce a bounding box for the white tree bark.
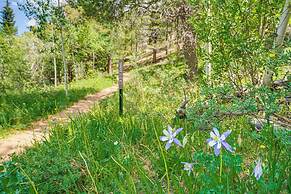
[275,0,291,46]
[52,26,57,87]
[205,42,212,77]
[73,54,79,80]
[61,27,68,96]
[205,0,212,78]
[54,57,57,86]
[58,0,68,96]
[263,0,290,86]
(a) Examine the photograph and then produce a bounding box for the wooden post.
[118,59,124,115]
[166,22,169,55]
[153,48,157,63]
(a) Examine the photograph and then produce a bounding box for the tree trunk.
[179,1,199,80]
[60,27,68,96]
[0,58,5,94]
[263,0,290,86]
[52,26,57,87]
[205,42,212,78]
[107,55,113,75]
[205,1,212,78]
[182,27,198,80]
[275,0,291,46]
[58,0,68,96]
[176,18,180,52]
[54,57,57,86]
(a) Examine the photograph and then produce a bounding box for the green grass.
[0,62,290,193]
[0,74,114,138]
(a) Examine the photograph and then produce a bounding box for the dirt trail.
[0,73,131,162]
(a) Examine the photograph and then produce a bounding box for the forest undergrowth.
[0,58,289,193]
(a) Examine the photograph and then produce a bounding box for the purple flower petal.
[167,125,173,134]
[160,136,168,142]
[163,129,170,137]
[173,138,182,147]
[254,159,263,180]
[210,131,217,139]
[213,128,220,137]
[165,141,172,150]
[181,162,193,176]
[214,144,220,156]
[206,138,212,143]
[221,130,231,141]
[208,139,216,147]
[173,128,183,136]
[222,141,233,152]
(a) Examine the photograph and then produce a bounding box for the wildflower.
[114,141,118,145]
[207,127,233,156]
[160,125,183,150]
[181,162,194,176]
[254,159,263,180]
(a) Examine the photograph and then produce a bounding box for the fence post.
[118,59,124,115]
[153,48,157,63]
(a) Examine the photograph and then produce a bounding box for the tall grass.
[0,75,113,137]
[0,63,289,193]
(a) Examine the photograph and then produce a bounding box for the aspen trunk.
[58,0,68,96]
[52,26,57,87]
[205,42,212,77]
[205,0,212,78]
[275,0,291,46]
[263,0,290,86]
[107,55,112,75]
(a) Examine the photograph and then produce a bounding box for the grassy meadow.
[0,74,113,138]
[0,60,289,193]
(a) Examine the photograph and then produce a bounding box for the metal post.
[118,59,124,115]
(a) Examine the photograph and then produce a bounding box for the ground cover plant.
[0,75,113,137]
[1,62,289,193]
[0,0,290,193]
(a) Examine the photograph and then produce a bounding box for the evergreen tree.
[0,0,17,35]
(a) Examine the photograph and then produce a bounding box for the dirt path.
[0,73,131,162]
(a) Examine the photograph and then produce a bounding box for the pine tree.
[0,0,17,35]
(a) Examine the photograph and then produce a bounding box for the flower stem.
[220,152,223,182]
[153,121,170,193]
